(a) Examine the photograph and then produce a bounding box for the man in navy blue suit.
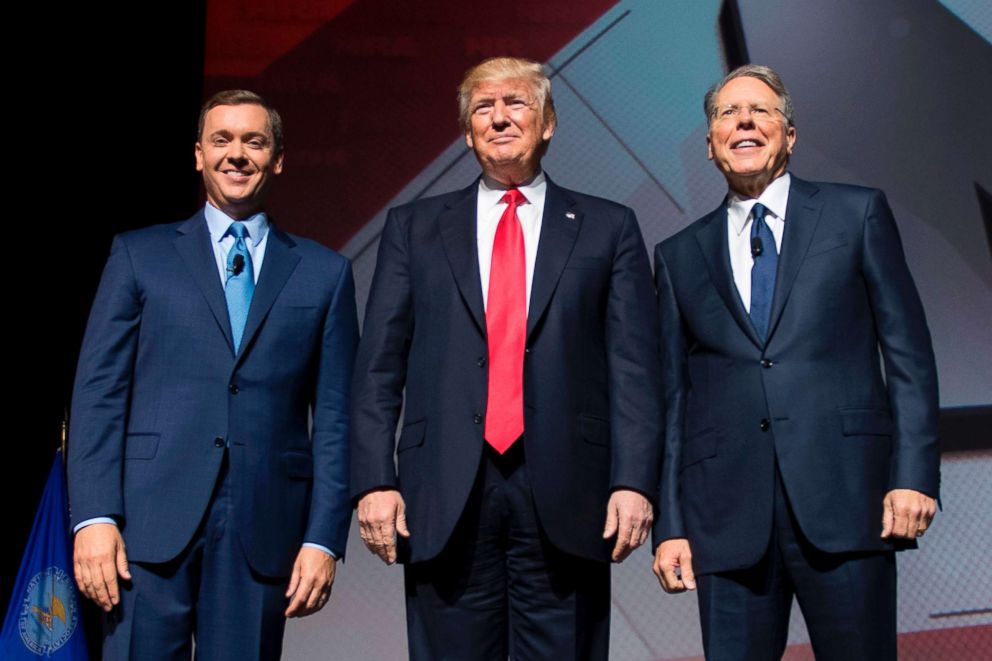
[652,65,939,660]
[351,57,661,660]
[68,90,358,660]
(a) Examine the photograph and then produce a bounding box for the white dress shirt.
[727,173,791,312]
[476,171,547,314]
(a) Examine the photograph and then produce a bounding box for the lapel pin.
[565,212,576,220]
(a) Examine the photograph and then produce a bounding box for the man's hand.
[881,488,937,540]
[285,547,336,617]
[602,489,653,562]
[73,523,131,612]
[357,489,410,565]
[653,538,696,592]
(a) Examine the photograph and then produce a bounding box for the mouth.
[222,169,254,181]
[731,139,764,150]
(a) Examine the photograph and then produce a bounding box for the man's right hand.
[356,489,410,565]
[653,537,696,593]
[73,523,131,611]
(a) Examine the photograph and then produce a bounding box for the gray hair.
[704,64,795,127]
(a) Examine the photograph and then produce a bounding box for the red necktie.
[485,188,527,454]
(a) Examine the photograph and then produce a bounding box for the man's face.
[195,103,283,219]
[707,76,795,194]
[464,79,554,184]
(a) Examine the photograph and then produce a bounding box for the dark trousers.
[404,443,611,661]
[697,467,897,661]
[103,456,288,661]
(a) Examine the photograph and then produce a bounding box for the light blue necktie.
[225,222,255,352]
[749,203,777,342]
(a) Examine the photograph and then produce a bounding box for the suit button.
[213,437,225,448]
[760,419,770,432]
[760,359,773,368]
[524,348,531,354]
[228,383,239,394]
[473,414,483,424]
[477,357,486,368]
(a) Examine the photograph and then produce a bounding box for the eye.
[508,99,527,110]
[752,106,771,116]
[247,139,265,149]
[212,137,229,146]
[473,102,493,115]
[719,106,737,118]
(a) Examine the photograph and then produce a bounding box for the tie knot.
[751,203,767,223]
[227,221,250,240]
[501,188,526,207]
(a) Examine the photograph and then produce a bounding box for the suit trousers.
[404,443,611,661]
[103,454,288,661]
[696,465,896,661]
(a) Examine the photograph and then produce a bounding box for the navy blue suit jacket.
[351,177,662,564]
[653,176,939,575]
[68,210,358,577]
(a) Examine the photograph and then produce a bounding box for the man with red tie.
[350,56,661,660]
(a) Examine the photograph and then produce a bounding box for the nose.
[226,140,247,163]
[491,101,510,128]
[736,107,756,127]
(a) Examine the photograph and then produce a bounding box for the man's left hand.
[603,489,653,562]
[881,488,937,540]
[285,547,336,617]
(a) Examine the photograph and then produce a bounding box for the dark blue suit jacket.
[68,210,358,577]
[653,176,939,575]
[351,177,662,564]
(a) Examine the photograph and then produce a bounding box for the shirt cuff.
[302,542,337,559]
[73,517,118,534]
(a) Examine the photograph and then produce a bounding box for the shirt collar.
[727,172,791,236]
[478,170,547,210]
[204,202,270,244]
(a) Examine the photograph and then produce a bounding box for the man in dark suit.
[68,90,358,660]
[351,57,661,660]
[652,65,939,660]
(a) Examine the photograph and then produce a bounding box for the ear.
[464,128,474,150]
[542,117,556,142]
[273,151,285,175]
[706,132,714,161]
[785,126,796,155]
[195,142,204,172]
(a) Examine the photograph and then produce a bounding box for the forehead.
[202,103,272,136]
[469,78,536,101]
[714,77,780,106]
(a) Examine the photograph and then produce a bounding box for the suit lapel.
[766,176,822,341]
[173,211,235,353]
[236,223,301,364]
[439,183,487,337]
[695,206,762,348]
[527,179,580,339]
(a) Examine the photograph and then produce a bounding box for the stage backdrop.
[203,1,991,658]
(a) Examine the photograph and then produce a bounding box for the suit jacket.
[350,176,661,564]
[68,209,358,577]
[652,176,939,575]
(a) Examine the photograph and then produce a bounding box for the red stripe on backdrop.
[658,624,992,661]
[204,0,618,248]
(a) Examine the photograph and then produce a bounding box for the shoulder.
[389,184,477,221]
[792,176,883,204]
[281,230,351,274]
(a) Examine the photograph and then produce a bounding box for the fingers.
[881,489,937,540]
[285,557,302,599]
[605,491,652,563]
[653,539,695,593]
[357,490,407,565]
[285,549,335,618]
[73,524,127,612]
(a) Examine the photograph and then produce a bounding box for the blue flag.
[2,450,89,659]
